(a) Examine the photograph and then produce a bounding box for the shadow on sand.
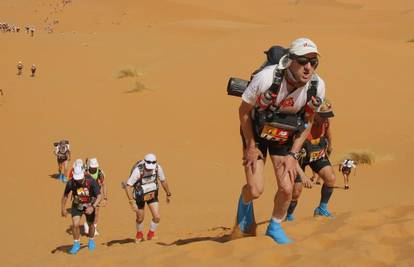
[102,238,136,247]
[51,244,87,254]
[49,173,60,179]
[156,224,267,247]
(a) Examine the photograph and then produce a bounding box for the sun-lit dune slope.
[0,0,413,266]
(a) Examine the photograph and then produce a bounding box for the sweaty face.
[289,52,318,85]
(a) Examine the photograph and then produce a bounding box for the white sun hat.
[144,153,157,170]
[88,157,99,168]
[73,165,85,180]
[73,158,83,168]
[289,37,320,56]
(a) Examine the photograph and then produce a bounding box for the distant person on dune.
[286,99,336,221]
[53,140,71,182]
[17,61,23,75]
[31,64,37,77]
[235,37,325,244]
[83,157,107,236]
[339,159,356,189]
[123,153,172,242]
[61,165,102,254]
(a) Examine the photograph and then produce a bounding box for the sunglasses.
[145,160,156,164]
[294,56,318,67]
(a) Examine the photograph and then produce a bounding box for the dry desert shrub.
[117,67,141,79]
[340,150,375,165]
[125,80,148,93]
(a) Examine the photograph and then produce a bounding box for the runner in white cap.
[339,159,357,189]
[61,165,102,254]
[84,157,107,235]
[235,37,326,244]
[124,153,172,242]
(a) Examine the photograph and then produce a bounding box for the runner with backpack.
[123,153,172,242]
[61,165,102,254]
[229,37,326,244]
[53,140,71,183]
[286,99,337,221]
[339,159,357,189]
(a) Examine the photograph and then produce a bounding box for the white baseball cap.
[289,37,320,56]
[73,166,85,180]
[73,158,83,168]
[144,153,157,170]
[88,157,99,168]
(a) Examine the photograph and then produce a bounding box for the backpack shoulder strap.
[306,75,319,102]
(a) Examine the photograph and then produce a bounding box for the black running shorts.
[71,204,96,223]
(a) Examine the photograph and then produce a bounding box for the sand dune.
[1,0,414,266]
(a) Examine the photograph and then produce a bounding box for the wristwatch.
[287,151,300,160]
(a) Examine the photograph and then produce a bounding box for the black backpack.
[227,45,288,97]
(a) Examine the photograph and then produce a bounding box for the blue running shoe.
[69,241,81,254]
[313,207,333,217]
[88,239,96,251]
[285,213,294,221]
[62,175,68,183]
[266,220,292,244]
[236,194,254,233]
[58,173,63,181]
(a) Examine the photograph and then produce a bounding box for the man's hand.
[61,208,68,217]
[280,155,297,182]
[243,146,263,174]
[85,206,94,215]
[100,198,108,207]
[302,176,313,189]
[129,200,138,212]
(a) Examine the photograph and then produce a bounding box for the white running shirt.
[126,160,166,186]
[242,64,326,113]
[342,159,356,168]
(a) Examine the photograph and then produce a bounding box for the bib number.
[143,192,156,201]
[260,124,291,144]
[140,182,157,202]
[309,149,325,162]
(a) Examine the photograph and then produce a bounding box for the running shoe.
[147,230,155,240]
[236,195,254,233]
[62,175,68,183]
[314,206,333,217]
[88,239,96,251]
[265,220,292,244]
[285,213,294,221]
[344,185,349,190]
[136,231,144,242]
[68,241,81,254]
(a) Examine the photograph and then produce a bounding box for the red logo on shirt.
[280,97,294,108]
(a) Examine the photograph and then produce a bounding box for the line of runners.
[55,147,172,254]
[54,36,358,254]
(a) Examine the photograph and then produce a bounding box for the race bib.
[143,192,156,201]
[309,149,325,162]
[260,124,291,144]
[142,183,157,201]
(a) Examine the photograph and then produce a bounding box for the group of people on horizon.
[0,22,35,36]
[53,141,172,254]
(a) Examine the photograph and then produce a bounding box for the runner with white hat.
[124,153,172,242]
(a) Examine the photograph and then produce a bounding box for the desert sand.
[1,0,414,266]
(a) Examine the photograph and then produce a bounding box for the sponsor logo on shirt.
[281,97,294,108]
